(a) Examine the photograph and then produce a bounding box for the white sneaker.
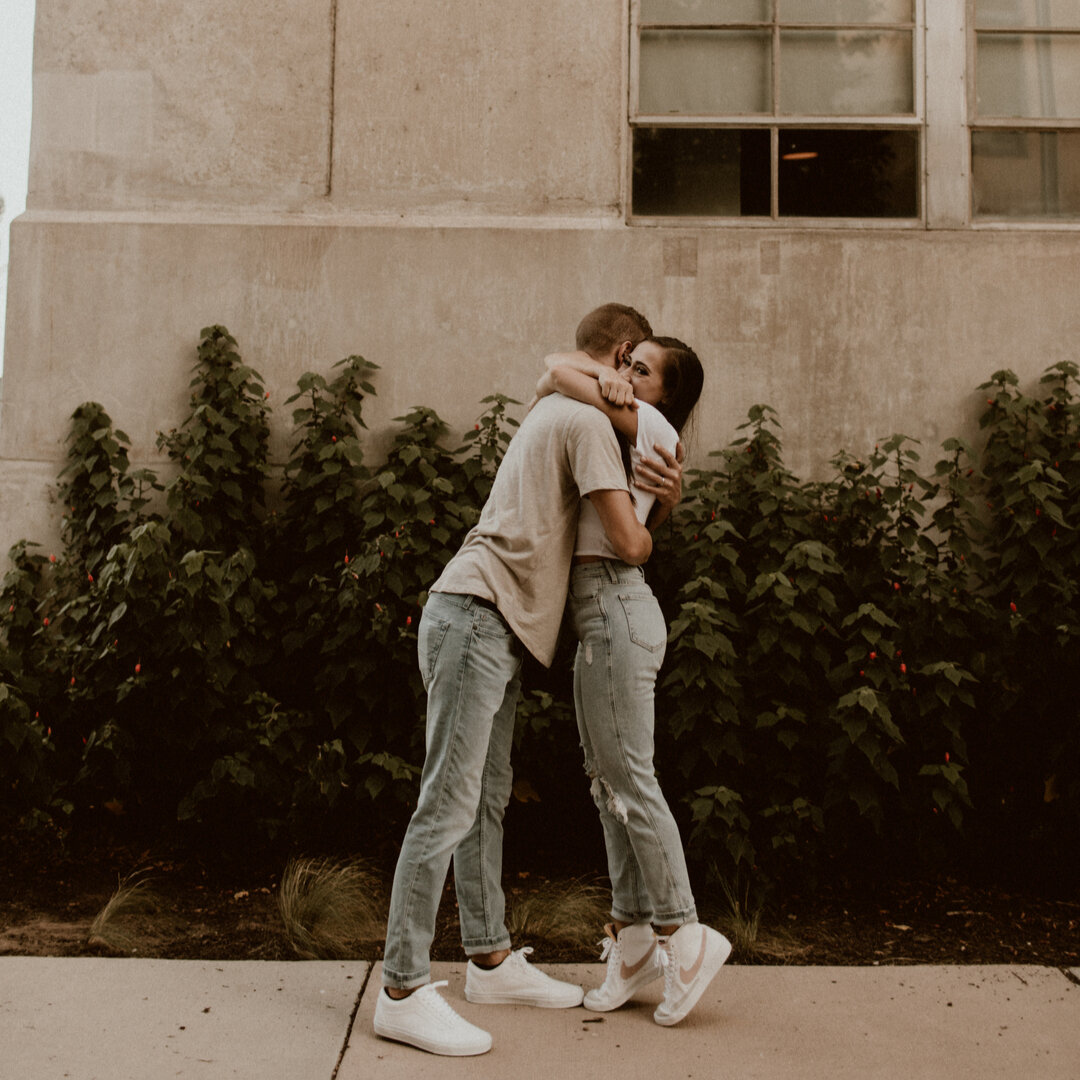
[584,922,662,1012]
[653,922,731,1027]
[465,946,584,1008]
[373,981,492,1056]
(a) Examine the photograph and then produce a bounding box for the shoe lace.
[416,980,457,1019]
[657,938,676,995]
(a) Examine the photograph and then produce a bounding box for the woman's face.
[620,341,667,406]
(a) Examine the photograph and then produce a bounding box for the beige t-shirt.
[431,394,628,666]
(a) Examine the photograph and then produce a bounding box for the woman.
[535,337,731,1026]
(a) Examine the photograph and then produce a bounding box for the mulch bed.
[1,835,1077,967]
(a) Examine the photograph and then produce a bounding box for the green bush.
[0,326,1076,892]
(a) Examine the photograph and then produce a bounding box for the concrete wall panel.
[330,0,624,213]
[5,217,1080,557]
[31,0,334,209]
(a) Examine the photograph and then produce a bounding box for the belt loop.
[604,559,620,584]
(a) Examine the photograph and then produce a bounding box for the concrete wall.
[3,0,1078,559]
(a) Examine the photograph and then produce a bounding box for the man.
[374,304,682,1056]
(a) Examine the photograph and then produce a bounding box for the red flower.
[474,423,480,430]
[135,663,141,674]
[343,554,349,565]
[406,616,413,626]
[43,617,50,627]
[869,651,877,660]
[49,554,57,564]
[945,752,950,762]
[331,435,337,443]
[893,582,901,591]
[900,663,907,674]
[70,676,76,686]
[1009,601,1017,613]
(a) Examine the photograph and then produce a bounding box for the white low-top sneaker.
[653,922,732,1027]
[373,981,492,1056]
[465,946,584,1007]
[584,922,662,1012]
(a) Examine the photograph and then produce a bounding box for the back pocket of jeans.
[618,593,667,653]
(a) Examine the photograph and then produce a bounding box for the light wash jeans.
[382,591,522,989]
[569,560,696,927]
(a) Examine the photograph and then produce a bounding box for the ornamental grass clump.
[505,876,610,949]
[277,856,384,959]
[86,872,158,954]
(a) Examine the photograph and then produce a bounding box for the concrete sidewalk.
[2,958,1077,1079]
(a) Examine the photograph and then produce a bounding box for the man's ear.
[616,340,633,365]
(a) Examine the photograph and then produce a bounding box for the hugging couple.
[373,303,731,1056]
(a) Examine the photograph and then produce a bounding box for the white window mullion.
[925,0,969,228]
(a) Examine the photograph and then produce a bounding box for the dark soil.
[2,835,1077,967]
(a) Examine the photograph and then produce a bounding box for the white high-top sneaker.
[583,922,662,1012]
[653,922,732,1026]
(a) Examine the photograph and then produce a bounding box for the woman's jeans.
[382,592,522,989]
[569,561,696,926]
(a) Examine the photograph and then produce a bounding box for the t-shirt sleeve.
[566,407,629,497]
[633,400,678,460]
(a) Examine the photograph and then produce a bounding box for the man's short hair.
[575,303,652,358]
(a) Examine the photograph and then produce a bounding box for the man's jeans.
[382,592,522,989]
[569,560,696,927]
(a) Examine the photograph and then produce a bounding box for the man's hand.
[597,367,636,408]
[635,442,685,514]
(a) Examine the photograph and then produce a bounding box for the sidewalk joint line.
[331,962,372,1079]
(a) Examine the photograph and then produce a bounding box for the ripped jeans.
[568,560,696,927]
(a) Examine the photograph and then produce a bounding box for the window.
[971,1,1080,219]
[629,1,922,220]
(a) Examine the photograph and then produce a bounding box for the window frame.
[967,2,1080,225]
[626,0,928,228]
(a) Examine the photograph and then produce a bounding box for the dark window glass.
[778,129,918,217]
[632,128,771,216]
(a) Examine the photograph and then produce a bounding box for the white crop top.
[574,399,678,559]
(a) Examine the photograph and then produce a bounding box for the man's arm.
[588,489,653,565]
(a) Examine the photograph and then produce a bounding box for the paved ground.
[2,958,1077,1079]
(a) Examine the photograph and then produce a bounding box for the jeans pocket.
[618,593,667,653]
[417,613,452,690]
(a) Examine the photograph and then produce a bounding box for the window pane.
[780,31,913,114]
[977,33,1080,117]
[640,0,770,23]
[973,129,1080,216]
[778,129,918,216]
[632,128,771,215]
[781,0,913,23]
[976,1,1080,28]
[640,30,772,114]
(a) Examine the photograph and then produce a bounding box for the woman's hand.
[597,367,635,407]
[637,443,685,530]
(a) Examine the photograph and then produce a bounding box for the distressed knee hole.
[588,772,629,825]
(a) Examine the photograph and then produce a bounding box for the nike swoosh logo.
[619,947,655,981]
[679,928,708,984]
